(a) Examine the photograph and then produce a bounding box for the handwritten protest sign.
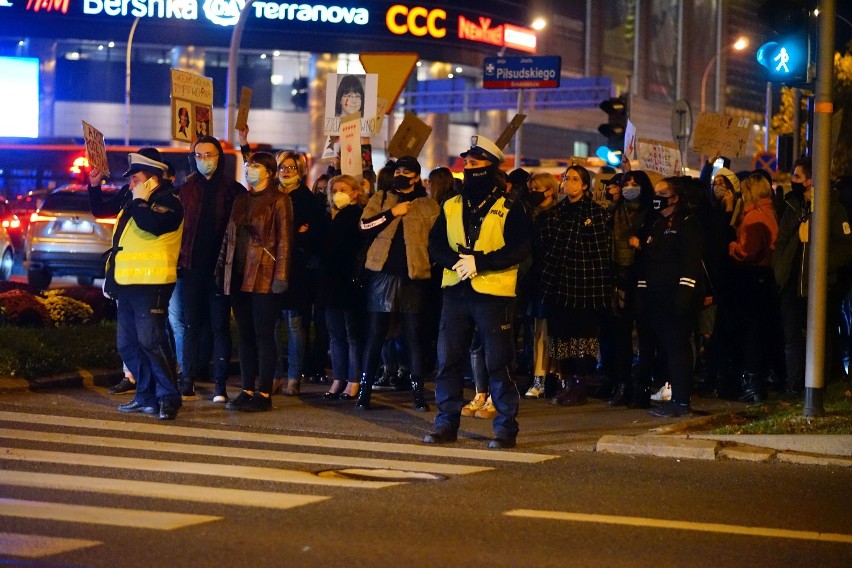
[495,114,527,150]
[387,112,432,158]
[637,138,681,176]
[340,113,363,178]
[81,121,109,176]
[170,69,214,143]
[692,112,752,157]
[624,118,637,158]
[235,87,252,131]
[324,73,379,136]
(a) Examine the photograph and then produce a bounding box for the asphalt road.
[1,386,850,567]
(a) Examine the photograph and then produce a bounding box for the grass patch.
[0,321,120,379]
[710,381,852,435]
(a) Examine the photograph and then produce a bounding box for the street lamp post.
[226,1,255,146]
[124,16,141,146]
[699,36,749,163]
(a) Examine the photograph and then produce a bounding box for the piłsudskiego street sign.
[483,56,562,89]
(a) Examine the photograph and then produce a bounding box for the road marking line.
[0,429,491,476]
[0,411,555,463]
[1,470,329,511]
[504,510,852,544]
[0,447,401,489]
[0,532,100,558]
[0,498,221,530]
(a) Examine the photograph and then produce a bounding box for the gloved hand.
[452,254,477,280]
[271,280,288,294]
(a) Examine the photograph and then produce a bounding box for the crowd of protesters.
[91,128,852,447]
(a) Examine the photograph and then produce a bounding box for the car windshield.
[42,191,116,213]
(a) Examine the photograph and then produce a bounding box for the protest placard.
[170,69,214,143]
[637,138,681,176]
[692,112,752,157]
[235,87,252,131]
[324,73,379,136]
[81,121,109,175]
[495,114,527,150]
[624,118,637,158]
[387,112,432,158]
[340,113,363,178]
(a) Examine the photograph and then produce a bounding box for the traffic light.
[598,96,627,152]
[755,0,810,83]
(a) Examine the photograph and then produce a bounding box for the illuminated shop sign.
[77,0,369,27]
[386,4,536,53]
[26,0,70,13]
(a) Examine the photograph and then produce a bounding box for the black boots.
[627,380,651,408]
[411,375,429,412]
[550,375,588,406]
[355,373,373,410]
[738,372,767,403]
[608,382,629,406]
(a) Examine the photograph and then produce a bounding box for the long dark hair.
[335,75,365,116]
[567,165,591,195]
[429,167,456,204]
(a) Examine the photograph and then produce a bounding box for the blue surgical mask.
[622,186,641,201]
[246,165,265,188]
[196,158,217,177]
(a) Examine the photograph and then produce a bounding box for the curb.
[0,368,123,393]
[596,434,852,468]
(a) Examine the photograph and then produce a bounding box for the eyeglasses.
[194,152,219,160]
[278,165,299,172]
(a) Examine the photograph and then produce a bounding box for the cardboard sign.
[235,87,252,131]
[692,112,752,158]
[387,112,432,158]
[170,69,214,143]
[637,138,681,177]
[324,73,379,136]
[624,118,637,158]
[359,53,419,114]
[494,114,527,150]
[340,112,363,178]
[81,121,109,176]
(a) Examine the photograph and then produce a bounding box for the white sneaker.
[651,382,672,402]
[525,376,545,399]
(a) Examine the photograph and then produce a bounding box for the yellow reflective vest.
[441,195,518,297]
[112,210,183,285]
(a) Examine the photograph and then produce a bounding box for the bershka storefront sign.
[79,0,369,27]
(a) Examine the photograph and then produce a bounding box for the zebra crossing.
[0,410,558,559]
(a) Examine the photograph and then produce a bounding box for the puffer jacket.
[215,188,293,294]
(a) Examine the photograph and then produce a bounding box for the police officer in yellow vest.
[88,148,185,420]
[427,135,532,449]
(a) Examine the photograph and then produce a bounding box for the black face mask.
[791,181,806,196]
[463,165,497,196]
[652,196,673,210]
[528,191,547,206]
[392,174,415,191]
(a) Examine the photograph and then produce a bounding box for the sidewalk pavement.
[3,369,850,467]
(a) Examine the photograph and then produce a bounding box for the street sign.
[671,99,693,143]
[753,151,777,176]
[483,56,561,89]
[359,53,419,114]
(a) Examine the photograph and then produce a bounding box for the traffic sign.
[483,56,561,89]
[359,53,419,114]
[753,151,777,176]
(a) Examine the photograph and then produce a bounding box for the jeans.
[231,290,282,394]
[167,279,185,376]
[116,285,180,407]
[276,308,308,380]
[326,308,362,383]
[434,284,519,440]
[180,269,232,384]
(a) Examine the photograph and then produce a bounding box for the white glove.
[452,254,478,280]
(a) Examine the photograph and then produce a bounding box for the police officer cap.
[394,155,422,175]
[460,135,505,165]
[123,147,168,177]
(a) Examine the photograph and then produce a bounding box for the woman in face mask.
[536,165,612,408]
[215,152,293,412]
[631,177,705,417]
[354,155,440,411]
[316,175,366,401]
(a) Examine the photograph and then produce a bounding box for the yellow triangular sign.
[359,53,419,115]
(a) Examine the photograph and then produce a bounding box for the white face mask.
[246,165,266,188]
[196,158,217,177]
[332,191,351,209]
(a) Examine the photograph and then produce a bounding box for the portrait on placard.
[195,105,211,138]
[174,101,192,142]
[324,73,378,136]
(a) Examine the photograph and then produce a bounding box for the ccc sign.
[386,5,447,38]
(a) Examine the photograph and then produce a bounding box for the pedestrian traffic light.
[756,33,809,82]
[598,96,627,152]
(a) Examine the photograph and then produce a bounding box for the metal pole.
[226,1,255,145]
[514,88,524,169]
[714,1,723,112]
[764,82,771,149]
[699,54,718,164]
[124,17,140,146]
[792,87,802,161]
[675,0,683,101]
[804,0,835,417]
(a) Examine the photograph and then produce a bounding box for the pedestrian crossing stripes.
[0,410,558,560]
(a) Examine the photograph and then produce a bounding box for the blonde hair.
[528,172,558,194]
[329,174,362,208]
[741,174,773,206]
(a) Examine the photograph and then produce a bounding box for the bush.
[61,286,116,322]
[0,289,51,327]
[0,321,120,378]
[0,281,38,296]
[37,290,94,326]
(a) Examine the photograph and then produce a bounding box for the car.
[0,198,23,253]
[24,184,119,289]
[0,223,13,281]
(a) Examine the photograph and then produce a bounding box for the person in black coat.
[318,175,366,399]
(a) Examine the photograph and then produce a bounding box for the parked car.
[0,198,23,253]
[0,224,13,281]
[25,184,119,289]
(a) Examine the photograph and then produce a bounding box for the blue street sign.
[483,56,562,89]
